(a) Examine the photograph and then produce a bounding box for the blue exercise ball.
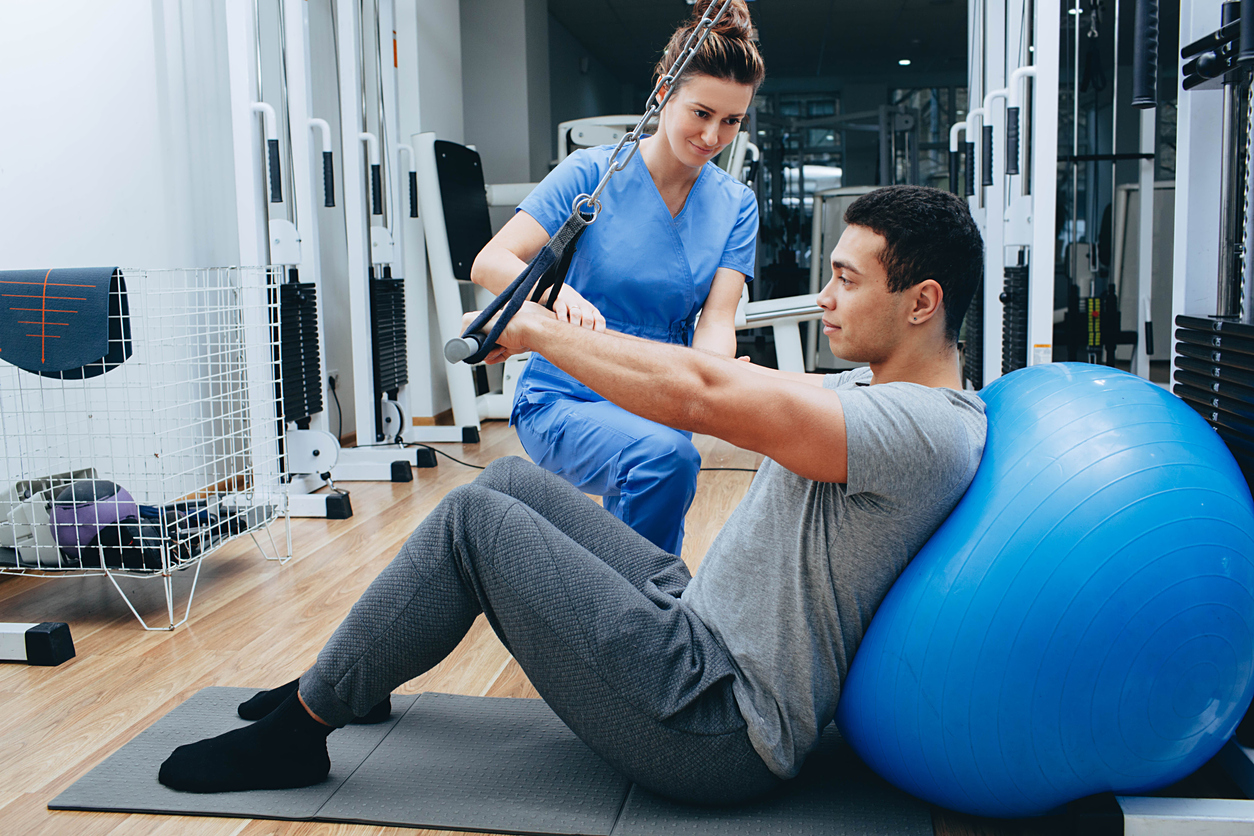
[835,363,1254,818]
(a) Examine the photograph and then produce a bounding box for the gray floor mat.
[320,692,632,834]
[610,726,933,836]
[49,689,932,835]
[49,686,416,820]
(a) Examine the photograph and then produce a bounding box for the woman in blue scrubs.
[471,0,765,556]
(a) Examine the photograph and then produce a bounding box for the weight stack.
[1000,264,1030,374]
[279,282,324,423]
[962,277,984,389]
[370,276,408,395]
[1172,314,1254,488]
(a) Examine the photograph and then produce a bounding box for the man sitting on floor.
[159,185,988,805]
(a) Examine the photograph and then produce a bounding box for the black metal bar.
[949,149,961,195]
[409,171,418,218]
[1132,0,1160,108]
[1181,20,1239,60]
[1057,152,1156,161]
[1243,0,1254,62]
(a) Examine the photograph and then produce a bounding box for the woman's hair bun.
[654,0,764,93]
[690,0,754,41]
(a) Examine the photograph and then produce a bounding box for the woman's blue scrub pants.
[513,397,701,556]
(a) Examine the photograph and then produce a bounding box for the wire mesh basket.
[0,266,290,629]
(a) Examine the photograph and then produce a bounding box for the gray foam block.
[609,725,933,836]
[49,686,415,820]
[319,692,632,835]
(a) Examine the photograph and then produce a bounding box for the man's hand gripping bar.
[445,209,590,365]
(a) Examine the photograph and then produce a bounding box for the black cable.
[349,439,487,469]
[344,437,759,475]
[329,375,343,440]
[413,443,486,470]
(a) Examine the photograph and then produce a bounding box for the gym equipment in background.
[958,0,1059,389]
[0,622,74,667]
[0,267,289,630]
[837,362,1254,818]
[223,0,420,511]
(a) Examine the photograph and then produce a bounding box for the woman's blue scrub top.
[513,144,759,409]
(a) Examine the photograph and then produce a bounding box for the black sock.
[238,679,393,724]
[237,678,298,720]
[159,690,333,792]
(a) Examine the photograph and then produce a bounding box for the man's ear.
[909,279,944,324]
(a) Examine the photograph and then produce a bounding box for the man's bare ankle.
[297,690,332,727]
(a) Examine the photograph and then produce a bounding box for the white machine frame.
[225,0,426,518]
[962,0,1060,387]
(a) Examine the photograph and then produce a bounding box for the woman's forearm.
[470,243,528,296]
[691,321,737,357]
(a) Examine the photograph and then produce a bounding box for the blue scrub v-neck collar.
[634,146,707,222]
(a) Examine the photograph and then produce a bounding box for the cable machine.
[958,0,1060,389]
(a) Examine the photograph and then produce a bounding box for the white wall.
[548,14,630,161]
[460,0,550,185]
[0,0,239,270]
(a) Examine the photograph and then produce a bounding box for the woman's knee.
[623,432,701,486]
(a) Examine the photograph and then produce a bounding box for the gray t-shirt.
[681,367,986,778]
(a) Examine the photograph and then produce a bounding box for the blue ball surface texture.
[835,363,1254,818]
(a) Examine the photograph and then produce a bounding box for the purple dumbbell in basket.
[49,480,140,562]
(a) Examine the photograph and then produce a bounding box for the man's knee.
[477,455,535,489]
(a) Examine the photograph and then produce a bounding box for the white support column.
[1172,0,1225,351]
[1027,0,1060,367]
[333,0,378,443]
[282,0,337,440]
[1132,107,1157,378]
[980,0,1007,386]
[223,0,267,267]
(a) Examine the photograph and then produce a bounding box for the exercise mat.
[50,687,933,835]
[0,267,132,378]
[49,687,416,821]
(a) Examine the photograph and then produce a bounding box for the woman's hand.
[547,285,606,331]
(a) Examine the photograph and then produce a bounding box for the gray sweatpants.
[299,456,778,805]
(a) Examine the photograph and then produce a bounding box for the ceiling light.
[898,59,912,66]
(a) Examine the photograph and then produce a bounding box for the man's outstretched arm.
[495,302,851,483]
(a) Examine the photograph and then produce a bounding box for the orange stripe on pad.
[0,280,96,288]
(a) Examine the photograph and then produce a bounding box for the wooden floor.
[0,421,1084,836]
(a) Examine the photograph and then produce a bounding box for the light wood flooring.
[0,421,1098,836]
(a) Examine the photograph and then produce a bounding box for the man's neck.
[867,346,965,390]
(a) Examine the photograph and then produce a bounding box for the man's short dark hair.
[843,185,984,343]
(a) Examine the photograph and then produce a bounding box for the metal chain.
[572,0,737,220]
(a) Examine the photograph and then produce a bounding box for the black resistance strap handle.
[323,151,335,207]
[1006,107,1021,175]
[1131,0,1159,108]
[268,139,283,202]
[445,210,591,365]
